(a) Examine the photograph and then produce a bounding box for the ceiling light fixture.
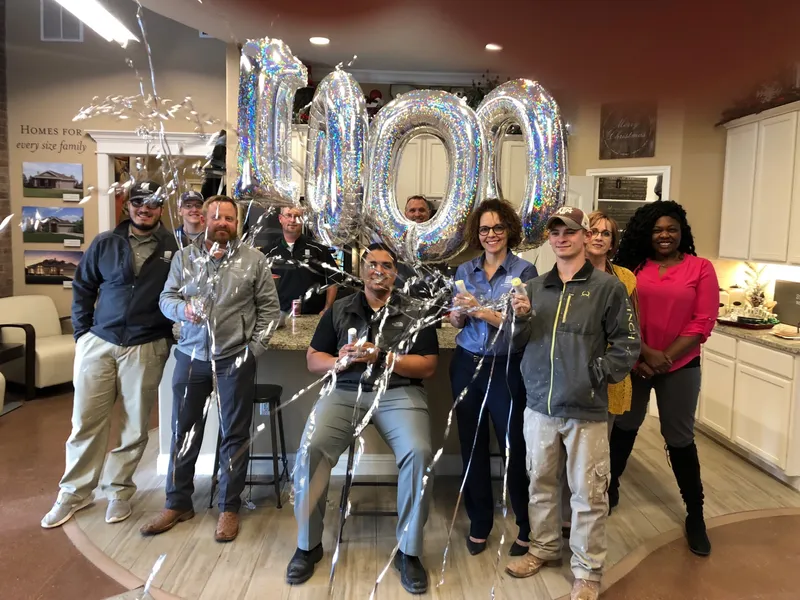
[309,37,330,46]
[485,43,503,52]
[54,0,139,47]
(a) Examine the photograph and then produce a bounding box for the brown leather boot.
[571,578,600,600]
[505,552,562,578]
[215,511,239,542]
[139,508,195,536]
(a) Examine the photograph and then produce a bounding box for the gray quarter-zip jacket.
[513,260,640,422]
[160,238,281,361]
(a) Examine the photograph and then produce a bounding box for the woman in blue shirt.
[449,198,538,556]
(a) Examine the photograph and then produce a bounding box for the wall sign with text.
[599,103,657,160]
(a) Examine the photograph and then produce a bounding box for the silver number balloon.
[477,79,567,249]
[234,38,308,207]
[305,69,368,247]
[365,90,484,263]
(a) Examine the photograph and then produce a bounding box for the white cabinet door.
[698,350,736,438]
[750,112,798,262]
[395,137,424,212]
[788,117,800,264]
[423,136,448,198]
[719,123,758,259]
[732,363,792,468]
[499,140,528,208]
[290,128,307,194]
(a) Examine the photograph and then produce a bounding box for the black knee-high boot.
[667,442,711,556]
[608,425,638,512]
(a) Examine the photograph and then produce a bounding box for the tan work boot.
[505,551,562,578]
[140,508,195,536]
[571,578,601,600]
[215,511,239,542]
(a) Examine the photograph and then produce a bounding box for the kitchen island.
[157,316,466,478]
[697,324,800,490]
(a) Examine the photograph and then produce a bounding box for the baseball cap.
[179,190,204,205]
[546,206,590,231]
[129,180,163,203]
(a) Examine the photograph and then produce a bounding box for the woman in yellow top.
[561,211,638,535]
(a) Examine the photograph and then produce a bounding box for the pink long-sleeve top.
[636,254,719,372]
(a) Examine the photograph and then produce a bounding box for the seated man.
[287,243,438,594]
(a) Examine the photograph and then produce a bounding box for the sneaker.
[41,493,95,529]
[505,552,562,578]
[570,578,600,600]
[105,499,132,524]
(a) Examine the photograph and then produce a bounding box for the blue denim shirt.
[453,252,538,356]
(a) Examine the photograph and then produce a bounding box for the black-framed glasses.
[590,228,612,239]
[181,201,203,210]
[478,224,507,236]
[130,197,163,209]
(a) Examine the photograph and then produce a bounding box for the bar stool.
[209,383,289,509]
[335,428,398,545]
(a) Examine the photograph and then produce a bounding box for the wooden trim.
[723,100,800,129]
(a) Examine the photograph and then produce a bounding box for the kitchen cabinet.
[698,350,736,438]
[732,363,792,469]
[718,123,757,260]
[719,102,800,264]
[500,139,528,209]
[750,112,797,262]
[395,136,425,208]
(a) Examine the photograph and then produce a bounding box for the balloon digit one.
[305,69,368,247]
[477,79,568,249]
[234,38,307,207]
[365,90,484,263]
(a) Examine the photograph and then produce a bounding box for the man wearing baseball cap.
[505,206,640,600]
[42,180,178,529]
[176,190,205,246]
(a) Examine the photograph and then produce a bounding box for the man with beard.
[41,181,178,529]
[141,195,280,542]
[175,190,205,246]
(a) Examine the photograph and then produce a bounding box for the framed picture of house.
[23,162,83,199]
[24,250,83,285]
[21,206,84,244]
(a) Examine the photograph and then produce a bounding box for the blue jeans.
[450,346,530,541]
[165,347,255,513]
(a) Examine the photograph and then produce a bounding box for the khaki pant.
[523,408,609,583]
[59,333,169,503]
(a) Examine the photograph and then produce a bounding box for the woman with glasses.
[559,211,638,536]
[449,198,537,556]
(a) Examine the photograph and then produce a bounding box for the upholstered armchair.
[0,295,75,398]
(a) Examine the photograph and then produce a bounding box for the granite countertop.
[268,315,459,351]
[713,323,800,356]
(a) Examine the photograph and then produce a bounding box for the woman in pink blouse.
[611,200,718,557]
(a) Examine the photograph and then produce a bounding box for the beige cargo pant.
[59,332,169,503]
[524,407,609,583]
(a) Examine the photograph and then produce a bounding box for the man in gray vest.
[287,243,438,594]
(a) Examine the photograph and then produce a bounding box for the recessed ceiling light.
[310,37,330,46]
[485,43,502,52]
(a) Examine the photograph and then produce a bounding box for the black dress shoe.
[508,540,529,556]
[466,536,487,555]
[393,550,428,594]
[286,544,323,585]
